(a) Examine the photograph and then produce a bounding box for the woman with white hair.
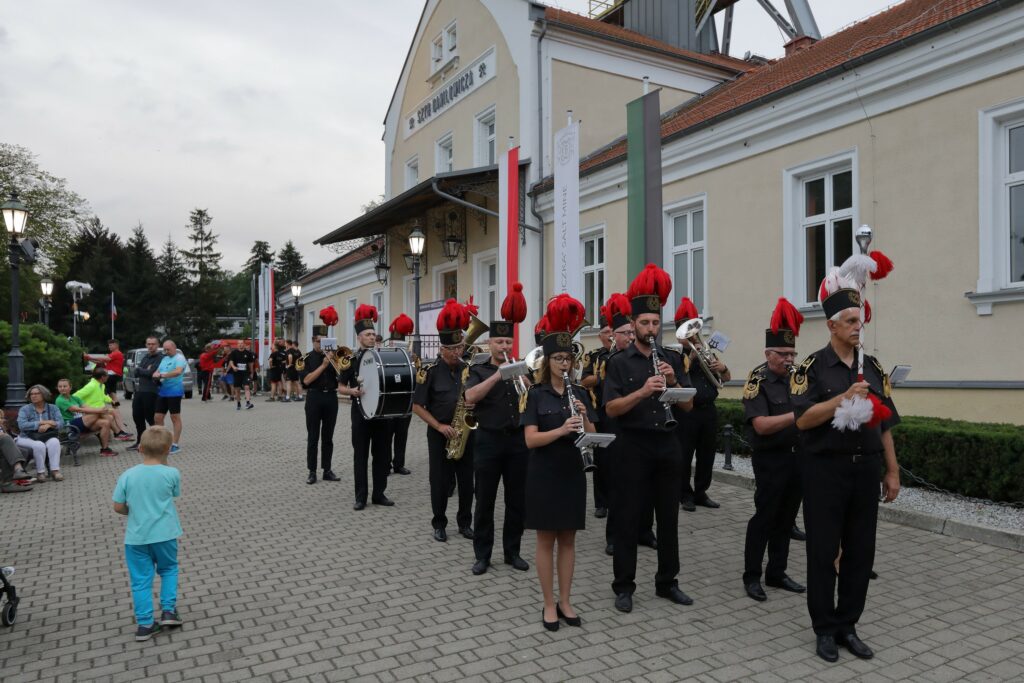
[16,384,65,482]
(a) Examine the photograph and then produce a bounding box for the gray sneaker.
[160,610,182,627]
[135,623,161,641]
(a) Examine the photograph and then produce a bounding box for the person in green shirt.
[73,368,133,440]
[57,378,117,456]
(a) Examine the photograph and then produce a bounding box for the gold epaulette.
[416,361,434,384]
[743,362,768,400]
[790,355,816,396]
[869,356,892,398]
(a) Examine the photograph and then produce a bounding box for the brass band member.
[742,298,806,601]
[605,265,694,614]
[579,306,612,518]
[464,282,530,576]
[301,318,342,486]
[387,314,415,476]
[523,294,596,631]
[675,297,731,511]
[792,273,900,663]
[412,300,475,543]
[338,304,394,510]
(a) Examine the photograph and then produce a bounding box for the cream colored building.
[310,0,1024,424]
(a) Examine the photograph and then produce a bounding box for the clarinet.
[562,372,597,472]
[648,336,678,429]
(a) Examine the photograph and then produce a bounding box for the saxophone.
[445,365,477,460]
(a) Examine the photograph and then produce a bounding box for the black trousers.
[390,415,411,470]
[612,429,682,595]
[743,449,803,584]
[198,370,212,401]
[592,446,610,510]
[472,428,527,562]
[427,428,474,530]
[680,404,717,500]
[305,390,338,472]
[802,452,880,636]
[131,392,157,443]
[352,407,391,503]
[603,435,655,544]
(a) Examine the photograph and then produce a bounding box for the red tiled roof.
[544,7,751,73]
[540,0,1002,188]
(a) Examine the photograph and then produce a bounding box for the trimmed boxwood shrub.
[713,399,1024,503]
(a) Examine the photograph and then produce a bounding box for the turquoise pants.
[125,539,178,625]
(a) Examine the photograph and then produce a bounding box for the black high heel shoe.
[557,604,582,627]
[542,609,559,632]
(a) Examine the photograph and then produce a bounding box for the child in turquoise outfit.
[112,426,184,641]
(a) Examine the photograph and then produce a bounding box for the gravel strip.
[714,453,1024,533]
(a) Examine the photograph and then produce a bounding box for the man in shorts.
[267,341,287,402]
[75,367,134,440]
[154,339,188,454]
[56,378,118,456]
[84,339,125,407]
[285,340,303,402]
[228,340,255,410]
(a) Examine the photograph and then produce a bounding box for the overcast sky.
[2,0,893,273]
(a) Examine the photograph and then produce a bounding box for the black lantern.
[371,241,390,286]
[440,210,464,261]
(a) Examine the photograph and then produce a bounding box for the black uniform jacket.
[521,382,599,436]
[791,344,900,456]
[465,360,521,431]
[413,357,467,425]
[301,350,340,391]
[603,342,688,433]
[742,362,800,452]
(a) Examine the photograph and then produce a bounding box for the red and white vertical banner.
[268,268,275,347]
[498,142,520,356]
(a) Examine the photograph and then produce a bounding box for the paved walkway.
[2,396,1023,682]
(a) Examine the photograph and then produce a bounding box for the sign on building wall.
[403,47,497,140]
[553,121,581,301]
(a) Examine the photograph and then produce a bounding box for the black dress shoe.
[766,575,806,593]
[694,495,720,509]
[542,610,559,632]
[458,527,474,540]
[471,559,489,575]
[681,497,696,512]
[790,525,806,541]
[433,528,447,542]
[353,500,366,510]
[614,593,633,613]
[594,507,608,518]
[605,543,614,556]
[816,634,839,662]
[394,467,411,475]
[556,604,581,627]
[306,471,316,485]
[371,495,395,506]
[745,582,767,602]
[504,555,529,571]
[638,533,658,550]
[837,631,874,659]
[655,586,694,606]
[322,470,340,482]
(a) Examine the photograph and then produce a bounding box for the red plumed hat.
[388,313,414,340]
[545,294,586,334]
[673,297,699,326]
[436,298,469,332]
[463,295,479,317]
[869,251,894,281]
[765,297,803,348]
[627,264,672,316]
[598,304,611,329]
[353,304,378,334]
[319,305,339,328]
[606,292,632,329]
[499,282,527,323]
[534,314,549,344]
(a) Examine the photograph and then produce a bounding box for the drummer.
[338,304,395,511]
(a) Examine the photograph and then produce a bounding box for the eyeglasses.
[769,350,797,358]
[614,330,635,337]
[549,355,573,363]
[441,345,465,352]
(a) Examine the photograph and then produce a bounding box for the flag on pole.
[498,142,520,356]
[109,292,118,320]
[626,89,663,281]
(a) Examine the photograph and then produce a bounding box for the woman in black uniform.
[523,295,597,632]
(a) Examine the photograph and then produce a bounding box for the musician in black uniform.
[337,304,394,510]
[674,297,731,511]
[301,326,341,485]
[386,314,414,476]
[412,301,474,543]
[791,286,900,663]
[522,294,596,631]
[580,307,612,518]
[742,298,806,601]
[604,265,694,614]
[463,282,530,576]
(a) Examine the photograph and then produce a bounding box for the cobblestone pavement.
[2,396,1023,682]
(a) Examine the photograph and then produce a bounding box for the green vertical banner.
[626,90,663,281]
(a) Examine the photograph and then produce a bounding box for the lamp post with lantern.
[408,224,426,358]
[2,192,31,410]
[290,283,302,341]
[40,277,54,327]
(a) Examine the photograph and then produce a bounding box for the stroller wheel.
[2,601,16,626]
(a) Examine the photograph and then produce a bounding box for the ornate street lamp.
[440,210,464,261]
[40,277,53,327]
[408,222,426,357]
[2,192,30,411]
[372,242,390,286]
[290,283,302,340]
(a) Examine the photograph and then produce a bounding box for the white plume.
[818,267,859,303]
[839,254,877,289]
[831,395,872,431]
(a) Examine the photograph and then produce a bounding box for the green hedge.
[0,322,86,399]
[713,399,1024,503]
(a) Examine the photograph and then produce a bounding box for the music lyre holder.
[499,360,529,380]
[659,387,696,403]
[574,432,615,472]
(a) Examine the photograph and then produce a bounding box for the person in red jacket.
[197,345,218,402]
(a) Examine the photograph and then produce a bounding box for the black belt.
[756,445,799,454]
[309,387,336,393]
[815,450,881,462]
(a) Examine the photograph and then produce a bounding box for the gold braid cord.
[743,364,766,400]
[790,356,815,396]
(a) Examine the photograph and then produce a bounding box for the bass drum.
[357,347,414,420]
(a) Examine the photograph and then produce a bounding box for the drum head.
[358,350,383,419]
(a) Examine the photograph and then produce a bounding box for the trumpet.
[502,352,530,398]
[648,335,678,429]
[562,372,597,472]
[675,318,724,389]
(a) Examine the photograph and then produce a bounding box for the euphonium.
[675,318,723,389]
[446,366,477,460]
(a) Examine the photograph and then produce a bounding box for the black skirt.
[524,440,587,531]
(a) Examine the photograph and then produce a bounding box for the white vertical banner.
[257,264,268,368]
[553,120,581,300]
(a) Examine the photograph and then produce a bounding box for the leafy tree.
[275,240,307,285]
[243,240,275,279]
[0,322,85,398]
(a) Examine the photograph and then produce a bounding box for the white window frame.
[403,274,416,327]
[435,131,454,174]
[430,34,443,71]
[432,262,458,302]
[579,225,606,329]
[973,97,1024,314]
[346,297,358,349]
[473,248,498,331]
[371,290,385,341]
[782,150,859,312]
[445,21,457,52]
[405,156,419,190]
[663,195,709,318]
[474,105,497,167]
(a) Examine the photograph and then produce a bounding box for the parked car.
[123,348,194,399]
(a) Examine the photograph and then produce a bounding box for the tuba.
[675,318,723,389]
[446,365,477,460]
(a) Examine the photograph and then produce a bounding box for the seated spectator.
[74,367,133,441]
[55,378,117,457]
[17,384,65,482]
[0,415,34,492]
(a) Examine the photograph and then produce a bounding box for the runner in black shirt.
[285,341,303,402]
[267,341,287,402]
[228,340,256,410]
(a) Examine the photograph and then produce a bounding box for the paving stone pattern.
[2,397,1023,682]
